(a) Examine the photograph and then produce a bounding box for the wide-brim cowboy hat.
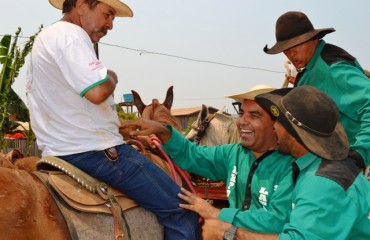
[226,84,276,102]
[255,86,349,160]
[49,0,133,17]
[264,11,335,54]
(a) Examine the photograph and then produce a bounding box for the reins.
[150,135,197,194]
[191,113,219,203]
[149,136,203,223]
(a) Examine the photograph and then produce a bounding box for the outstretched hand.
[178,187,221,219]
[119,118,172,144]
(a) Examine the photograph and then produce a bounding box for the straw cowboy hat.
[49,0,133,17]
[226,84,276,102]
[255,86,349,160]
[264,11,335,54]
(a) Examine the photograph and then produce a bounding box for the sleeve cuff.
[218,208,240,224]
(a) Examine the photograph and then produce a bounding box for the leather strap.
[98,183,129,240]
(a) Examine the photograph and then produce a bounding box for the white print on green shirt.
[227,165,238,197]
[258,187,268,206]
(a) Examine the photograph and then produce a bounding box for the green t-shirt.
[163,126,295,233]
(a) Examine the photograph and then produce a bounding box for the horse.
[131,85,182,132]
[185,104,240,202]
[1,138,167,238]
[186,104,240,146]
[1,148,40,172]
[130,86,193,188]
[130,87,240,203]
[0,155,164,239]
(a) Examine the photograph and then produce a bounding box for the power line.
[100,42,284,73]
[0,34,284,74]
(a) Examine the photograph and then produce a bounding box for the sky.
[2,0,370,114]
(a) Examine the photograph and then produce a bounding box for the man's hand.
[119,118,172,144]
[178,187,220,219]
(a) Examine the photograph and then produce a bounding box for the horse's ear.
[163,86,174,110]
[216,106,226,114]
[131,90,146,115]
[200,104,208,121]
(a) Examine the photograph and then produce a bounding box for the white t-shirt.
[27,21,124,156]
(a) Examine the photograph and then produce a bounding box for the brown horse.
[1,148,40,172]
[130,87,240,201]
[131,85,182,132]
[0,152,164,239]
[130,86,194,188]
[0,164,70,239]
[1,145,168,238]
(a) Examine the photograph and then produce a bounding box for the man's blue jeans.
[60,143,200,239]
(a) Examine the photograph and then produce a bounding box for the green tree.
[116,104,137,120]
[0,27,42,154]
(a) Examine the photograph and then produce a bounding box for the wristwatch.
[223,225,238,240]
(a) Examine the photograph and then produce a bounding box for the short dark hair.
[62,0,100,13]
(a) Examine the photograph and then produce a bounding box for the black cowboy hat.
[255,86,349,160]
[264,11,335,54]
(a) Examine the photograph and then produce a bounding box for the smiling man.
[121,85,296,238]
[200,86,370,240]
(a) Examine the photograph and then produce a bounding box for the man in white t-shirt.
[27,1,200,239]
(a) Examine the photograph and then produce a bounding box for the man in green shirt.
[200,86,370,240]
[121,85,295,234]
[264,11,370,171]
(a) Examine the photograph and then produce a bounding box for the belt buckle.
[104,147,118,161]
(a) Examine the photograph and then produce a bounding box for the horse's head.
[186,104,208,142]
[186,105,240,146]
[131,86,182,131]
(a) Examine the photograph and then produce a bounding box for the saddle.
[36,156,137,214]
[36,156,137,240]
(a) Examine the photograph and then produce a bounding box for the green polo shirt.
[279,152,370,240]
[296,40,370,167]
[163,126,295,233]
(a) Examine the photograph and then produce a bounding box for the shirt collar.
[305,39,326,71]
[295,152,318,171]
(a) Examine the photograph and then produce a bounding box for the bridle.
[192,114,215,144]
